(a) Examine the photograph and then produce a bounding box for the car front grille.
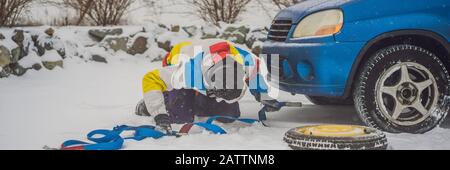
[268,20,293,42]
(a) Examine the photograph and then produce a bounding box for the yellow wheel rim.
[297,125,369,137]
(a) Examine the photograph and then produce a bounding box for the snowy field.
[1,0,450,150]
[1,56,450,150]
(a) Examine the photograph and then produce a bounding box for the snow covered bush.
[0,0,33,26]
[88,0,136,26]
[59,0,94,25]
[55,0,136,26]
[193,0,252,26]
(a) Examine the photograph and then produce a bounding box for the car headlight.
[293,9,344,38]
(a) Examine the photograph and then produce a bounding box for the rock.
[158,24,168,29]
[201,24,220,39]
[219,26,250,44]
[21,47,29,60]
[45,27,55,37]
[31,35,38,42]
[239,26,251,35]
[33,36,47,56]
[57,49,66,58]
[246,28,268,49]
[202,34,218,39]
[88,28,123,41]
[10,30,29,61]
[41,50,64,70]
[102,36,129,52]
[151,56,165,62]
[42,60,63,70]
[91,55,108,63]
[220,33,245,44]
[0,65,11,78]
[182,26,199,37]
[17,52,43,69]
[129,28,147,38]
[251,40,265,56]
[252,46,262,56]
[0,46,11,67]
[148,24,169,35]
[128,36,148,55]
[9,63,27,76]
[157,41,172,52]
[35,43,45,56]
[10,47,21,63]
[33,35,66,58]
[0,33,5,40]
[12,30,24,44]
[150,47,170,62]
[223,26,250,35]
[44,42,53,51]
[32,63,42,71]
[171,25,180,32]
[155,30,189,52]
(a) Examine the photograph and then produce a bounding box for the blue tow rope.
[59,102,301,150]
[60,116,260,150]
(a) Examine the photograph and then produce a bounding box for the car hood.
[274,0,353,23]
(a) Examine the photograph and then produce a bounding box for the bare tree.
[60,0,94,25]
[59,0,135,26]
[271,0,303,9]
[0,0,33,26]
[193,0,252,26]
[139,0,164,18]
[88,0,135,26]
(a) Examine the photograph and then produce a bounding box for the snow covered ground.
[2,0,450,150]
[1,56,450,150]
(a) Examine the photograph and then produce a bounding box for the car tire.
[354,44,450,134]
[284,125,388,150]
[306,96,353,105]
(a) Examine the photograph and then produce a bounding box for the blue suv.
[262,0,450,133]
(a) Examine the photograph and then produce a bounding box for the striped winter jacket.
[142,39,277,117]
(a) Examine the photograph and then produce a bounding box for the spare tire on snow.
[284,125,388,150]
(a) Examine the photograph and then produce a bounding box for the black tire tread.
[284,128,388,150]
[354,44,450,133]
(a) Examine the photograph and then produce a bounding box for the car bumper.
[261,40,364,97]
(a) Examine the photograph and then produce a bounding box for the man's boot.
[135,100,151,117]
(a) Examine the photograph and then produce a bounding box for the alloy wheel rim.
[375,62,439,126]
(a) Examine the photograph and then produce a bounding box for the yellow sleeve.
[142,69,168,94]
[166,42,193,66]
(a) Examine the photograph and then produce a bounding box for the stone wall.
[0,23,268,78]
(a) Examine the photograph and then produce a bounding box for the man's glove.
[154,114,173,133]
[261,100,284,112]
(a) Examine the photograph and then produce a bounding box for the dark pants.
[164,89,241,124]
